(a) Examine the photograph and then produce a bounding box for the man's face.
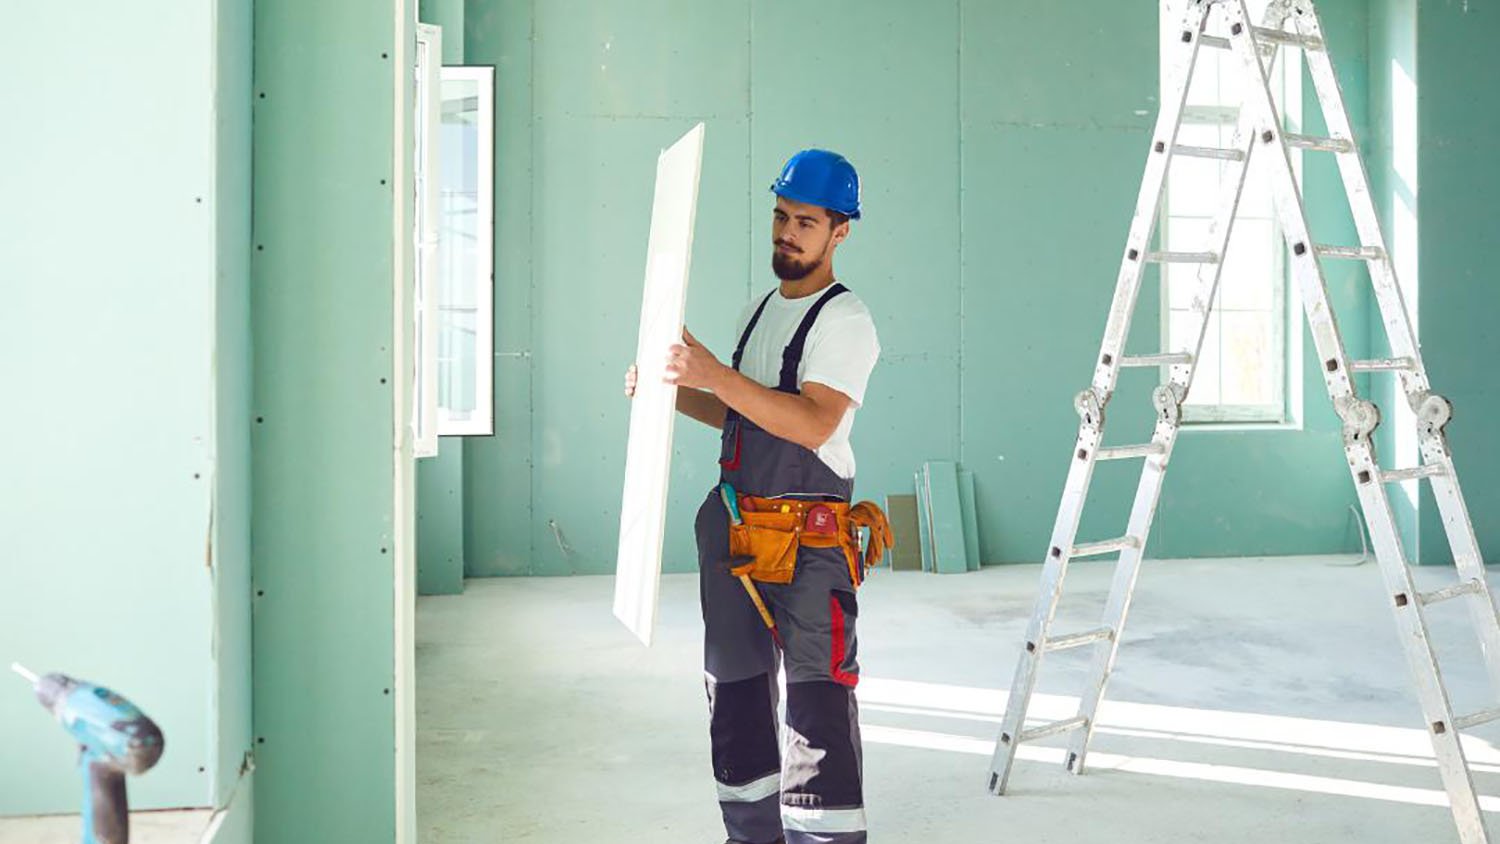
[771,197,847,281]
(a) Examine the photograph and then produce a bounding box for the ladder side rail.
[1224,4,1489,841]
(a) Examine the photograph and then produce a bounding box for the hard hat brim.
[770,184,861,220]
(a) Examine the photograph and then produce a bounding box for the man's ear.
[832,221,850,246]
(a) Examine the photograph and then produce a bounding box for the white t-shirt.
[730,285,880,479]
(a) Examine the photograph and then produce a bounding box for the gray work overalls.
[694,283,867,844]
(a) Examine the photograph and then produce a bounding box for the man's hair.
[825,209,850,228]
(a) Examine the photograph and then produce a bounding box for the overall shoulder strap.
[731,291,776,372]
[778,283,849,392]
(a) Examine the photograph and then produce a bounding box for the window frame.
[1158,0,1304,426]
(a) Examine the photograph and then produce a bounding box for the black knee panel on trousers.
[782,681,863,808]
[708,673,781,785]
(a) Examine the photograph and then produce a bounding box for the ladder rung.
[1381,464,1446,484]
[1454,707,1500,731]
[1071,537,1140,559]
[1097,443,1167,461]
[1044,628,1115,653]
[1253,26,1325,51]
[1018,716,1089,744]
[1418,578,1485,607]
[1120,353,1193,368]
[1147,251,1219,264]
[1174,144,1246,162]
[1350,357,1416,373]
[1315,245,1386,261]
[1285,133,1354,154]
[1199,34,1230,50]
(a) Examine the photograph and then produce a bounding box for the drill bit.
[10,663,39,684]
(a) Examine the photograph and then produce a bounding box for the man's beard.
[772,247,822,281]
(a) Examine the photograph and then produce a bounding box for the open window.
[413,24,442,457]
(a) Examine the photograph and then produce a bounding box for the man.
[626,149,882,844]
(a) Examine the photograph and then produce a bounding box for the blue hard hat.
[770,149,861,220]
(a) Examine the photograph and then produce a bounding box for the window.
[436,67,496,437]
[1159,0,1302,424]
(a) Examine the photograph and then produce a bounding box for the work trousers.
[696,491,866,844]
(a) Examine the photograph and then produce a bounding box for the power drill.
[12,664,165,844]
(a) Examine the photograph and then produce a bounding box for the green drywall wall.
[464,0,535,576]
[0,0,251,815]
[251,1,413,840]
[1415,1,1500,565]
[418,444,466,594]
[461,0,1381,575]
[1367,0,1421,558]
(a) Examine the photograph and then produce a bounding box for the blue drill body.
[17,668,164,844]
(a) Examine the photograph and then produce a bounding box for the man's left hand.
[665,328,727,391]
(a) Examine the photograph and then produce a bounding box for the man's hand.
[623,364,638,398]
[665,328,728,391]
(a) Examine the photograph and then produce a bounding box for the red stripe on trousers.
[829,595,858,687]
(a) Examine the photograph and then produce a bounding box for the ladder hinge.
[1153,383,1187,427]
[1334,396,1380,447]
[1075,389,1106,429]
[1412,393,1453,438]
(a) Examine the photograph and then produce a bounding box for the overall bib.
[695,284,867,844]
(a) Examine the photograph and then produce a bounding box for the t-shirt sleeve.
[800,301,881,407]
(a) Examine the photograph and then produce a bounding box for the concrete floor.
[416,556,1500,843]
[0,809,213,843]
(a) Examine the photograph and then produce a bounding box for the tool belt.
[729,495,894,588]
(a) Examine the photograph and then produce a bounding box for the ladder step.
[1044,628,1115,653]
[1253,26,1325,51]
[1097,443,1167,461]
[1381,464,1447,484]
[1147,251,1219,264]
[1285,133,1354,154]
[1315,244,1387,261]
[1350,357,1416,373]
[1072,537,1140,558]
[1417,578,1484,607]
[1199,34,1231,50]
[1454,707,1500,731]
[1174,144,1246,162]
[1120,353,1193,368]
[1017,716,1089,744]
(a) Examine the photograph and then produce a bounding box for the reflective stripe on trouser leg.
[781,681,865,844]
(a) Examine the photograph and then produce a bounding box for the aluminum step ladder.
[986,2,1500,841]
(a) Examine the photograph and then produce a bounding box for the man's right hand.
[624,364,638,398]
